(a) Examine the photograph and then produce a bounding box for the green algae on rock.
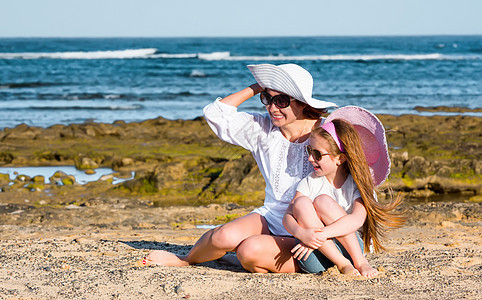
[0,114,480,205]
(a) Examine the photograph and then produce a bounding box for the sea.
[0,36,481,129]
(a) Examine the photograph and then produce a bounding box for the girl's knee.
[313,194,342,212]
[313,194,346,221]
[292,196,314,215]
[313,194,335,206]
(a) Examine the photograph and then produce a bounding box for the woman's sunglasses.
[260,91,291,109]
[306,145,330,161]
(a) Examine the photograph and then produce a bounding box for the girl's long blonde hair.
[312,119,405,253]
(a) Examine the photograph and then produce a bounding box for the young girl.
[283,109,405,277]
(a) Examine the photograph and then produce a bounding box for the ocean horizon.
[0,36,480,129]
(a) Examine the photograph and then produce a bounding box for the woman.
[142,63,337,273]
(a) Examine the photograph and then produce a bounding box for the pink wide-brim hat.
[247,63,337,109]
[326,106,390,187]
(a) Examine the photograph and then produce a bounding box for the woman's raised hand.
[249,83,263,95]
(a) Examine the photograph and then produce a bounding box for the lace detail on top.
[273,141,287,194]
[274,140,312,196]
[286,142,306,176]
[302,145,311,178]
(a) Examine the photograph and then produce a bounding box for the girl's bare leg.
[292,196,359,275]
[314,195,378,277]
[144,213,269,266]
[336,232,378,277]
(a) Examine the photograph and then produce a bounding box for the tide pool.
[0,166,134,185]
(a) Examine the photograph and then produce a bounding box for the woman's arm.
[220,83,263,107]
[320,198,367,239]
[203,83,266,151]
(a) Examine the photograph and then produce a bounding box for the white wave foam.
[109,105,143,110]
[198,52,480,61]
[104,94,121,100]
[190,70,206,77]
[150,53,197,59]
[197,52,231,60]
[0,48,157,59]
[25,104,143,111]
[1,49,479,62]
[151,51,229,60]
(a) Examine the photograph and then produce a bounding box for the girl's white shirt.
[296,172,361,214]
[203,98,314,236]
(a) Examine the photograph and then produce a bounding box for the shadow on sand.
[119,240,245,272]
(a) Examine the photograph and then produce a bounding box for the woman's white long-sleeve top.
[203,99,313,236]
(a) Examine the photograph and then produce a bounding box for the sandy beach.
[0,113,480,299]
[0,200,480,299]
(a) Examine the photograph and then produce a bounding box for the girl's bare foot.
[141,250,189,267]
[338,263,361,276]
[356,263,379,278]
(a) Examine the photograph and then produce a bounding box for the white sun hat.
[247,63,337,109]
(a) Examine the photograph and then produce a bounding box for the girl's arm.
[320,198,367,239]
[220,83,263,107]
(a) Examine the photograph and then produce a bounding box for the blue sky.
[1,0,481,37]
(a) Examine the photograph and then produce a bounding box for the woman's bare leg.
[314,195,378,277]
[236,234,299,273]
[292,196,358,275]
[144,213,269,266]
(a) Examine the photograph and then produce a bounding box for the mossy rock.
[0,152,14,164]
[0,173,10,184]
[15,174,31,182]
[119,172,159,194]
[26,182,45,191]
[32,175,45,183]
[468,195,482,203]
[61,176,76,185]
[75,157,99,170]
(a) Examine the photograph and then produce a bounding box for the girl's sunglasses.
[306,145,330,161]
[260,91,291,109]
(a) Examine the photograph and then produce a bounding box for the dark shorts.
[296,233,364,274]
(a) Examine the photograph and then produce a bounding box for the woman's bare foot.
[141,250,190,267]
[356,263,379,278]
[338,263,361,276]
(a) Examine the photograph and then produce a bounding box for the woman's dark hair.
[295,100,328,119]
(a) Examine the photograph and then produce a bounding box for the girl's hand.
[291,242,314,261]
[313,229,328,243]
[297,228,326,249]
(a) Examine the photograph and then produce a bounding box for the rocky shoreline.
[0,113,480,207]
